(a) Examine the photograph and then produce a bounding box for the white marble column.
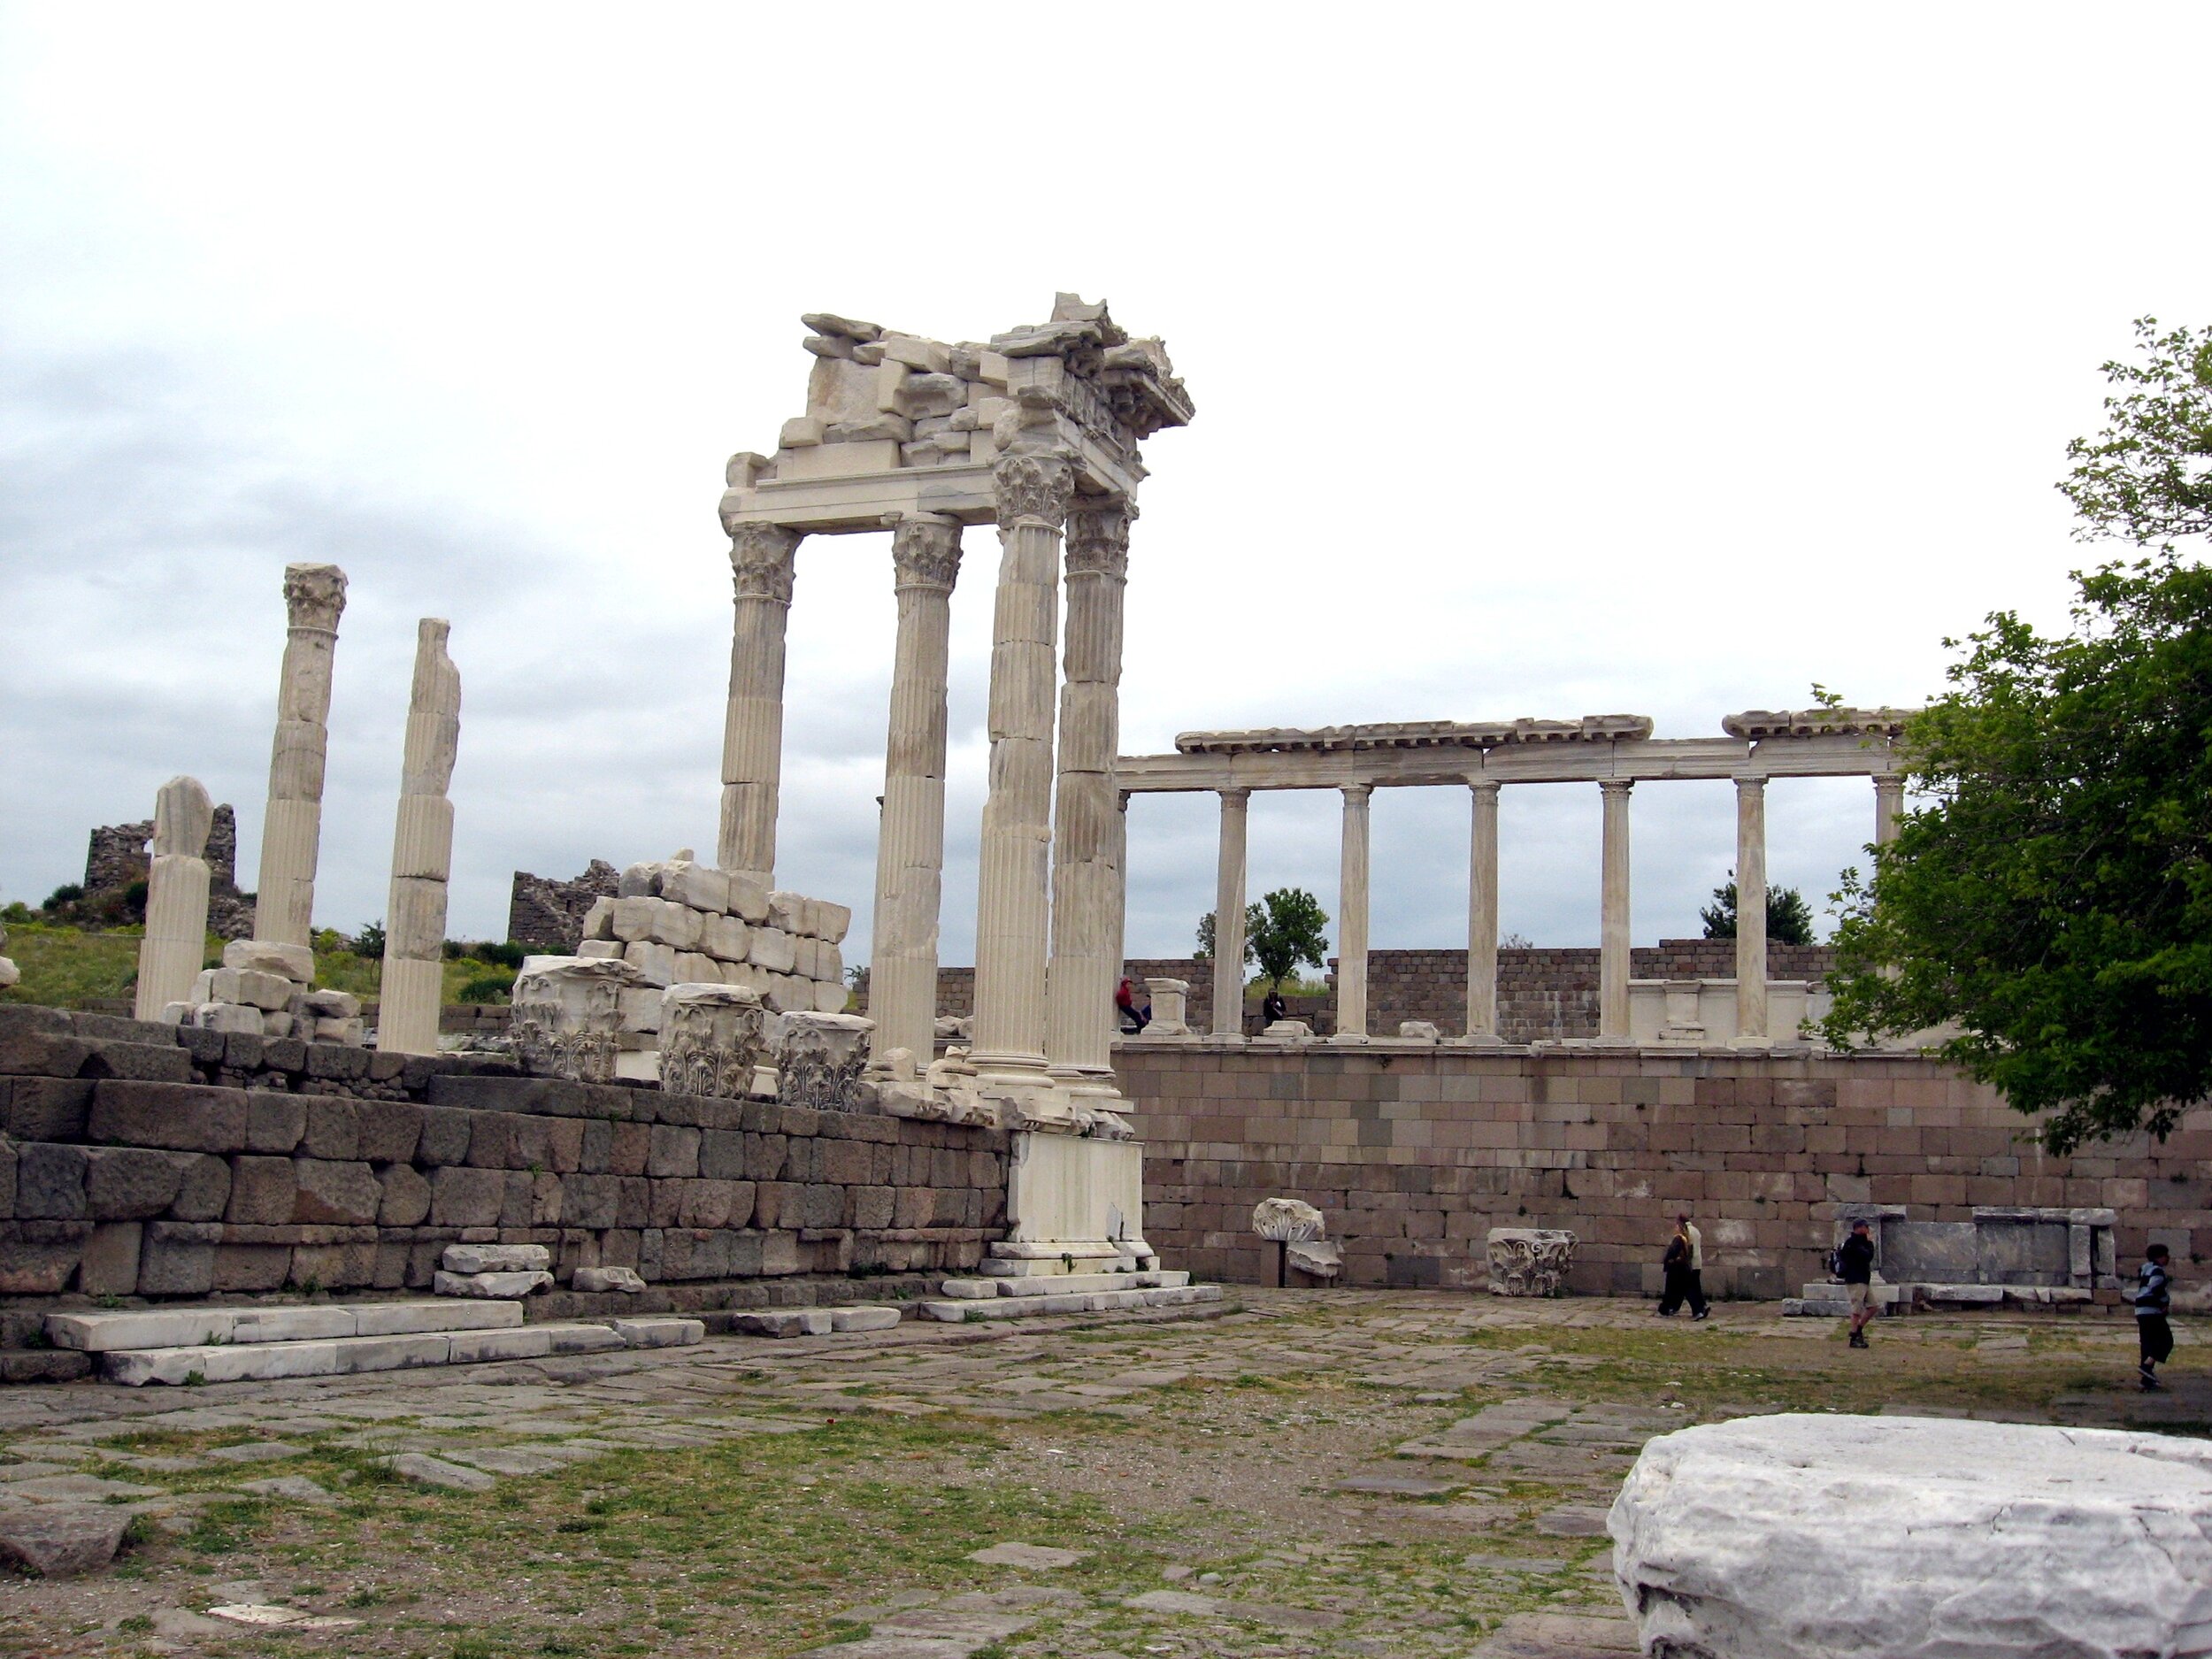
[252,563,347,949]
[1734,774,1768,1044]
[1598,779,1633,1041]
[866,515,963,1068]
[969,452,1074,1084]
[1107,790,1130,1056]
[135,776,213,1021]
[1467,780,1501,1042]
[379,618,462,1056]
[1046,501,1134,1080]
[718,523,803,885]
[1333,784,1371,1041]
[1211,788,1250,1038]
[1874,773,1904,848]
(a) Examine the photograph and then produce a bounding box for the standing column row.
[1044,501,1134,1081]
[969,452,1074,1086]
[865,515,963,1066]
[1465,781,1500,1042]
[718,524,803,885]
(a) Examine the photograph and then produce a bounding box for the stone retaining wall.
[0,1005,1008,1319]
[1115,1041,2208,1298]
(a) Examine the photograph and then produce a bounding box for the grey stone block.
[429,1165,505,1226]
[0,1504,129,1577]
[243,1091,306,1153]
[380,1452,494,1491]
[417,1105,473,1166]
[2,1078,92,1141]
[376,1164,432,1226]
[647,1124,701,1178]
[226,1156,297,1225]
[289,1159,381,1226]
[700,1127,746,1179]
[138,1221,220,1294]
[18,1142,88,1219]
[87,1081,248,1154]
[171,1153,232,1221]
[301,1099,359,1161]
[212,1244,290,1292]
[0,1033,94,1077]
[76,1040,192,1083]
[357,1101,423,1164]
[81,1150,181,1230]
[78,1221,143,1297]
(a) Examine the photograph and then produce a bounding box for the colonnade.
[1198,767,1906,1044]
[715,455,1138,1099]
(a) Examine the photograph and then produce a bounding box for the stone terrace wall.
[1116,1042,2208,1298]
[0,1004,1007,1312]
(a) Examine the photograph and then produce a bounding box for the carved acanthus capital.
[992,452,1076,532]
[1064,501,1134,581]
[728,524,803,605]
[282,564,348,634]
[889,515,963,595]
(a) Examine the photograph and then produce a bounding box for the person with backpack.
[1835,1218,1877,1348]
[2133,1242,2175,1391]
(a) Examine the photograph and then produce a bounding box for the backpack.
[1825,1247,1845,1279]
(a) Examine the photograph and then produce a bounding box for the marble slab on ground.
[1470,1610,1640,1656]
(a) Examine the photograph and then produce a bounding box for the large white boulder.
[1609,1413,2212,1659]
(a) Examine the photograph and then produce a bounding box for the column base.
[1003,1132,1148,1262]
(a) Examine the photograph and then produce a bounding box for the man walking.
[1656,1213,1709,1320]
[2133,1242,2175,1392]
[1838,1217,1877,1348]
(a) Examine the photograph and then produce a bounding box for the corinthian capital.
[1064,500,1135,581]
[992,451,1075,532]
[282,563,348,633]
[728,524,803,605]
[889,514,963,595]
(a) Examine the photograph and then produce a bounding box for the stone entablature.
[1721,705,1912,740]
[1175,715,1654,756]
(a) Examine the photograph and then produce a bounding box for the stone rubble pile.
[576,852,850,1015]
[168,939,365,1046]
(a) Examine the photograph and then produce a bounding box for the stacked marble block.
[756,312,1018,484]
[575,857,851,1048]
[167,939,365,1047]
[434,1241,553,1299]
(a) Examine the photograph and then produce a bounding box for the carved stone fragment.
[659,982,766,1100]
[511,957,643,1084]
[1486,1227,1578,1297]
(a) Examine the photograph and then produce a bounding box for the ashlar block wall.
[1116,1043,2209,1297]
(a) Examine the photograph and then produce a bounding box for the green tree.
[1699,873,1818,946]
[1246,887,1330,993]
[1193,909,1255,966]
[2058,318,2212,550]
[1822,320,2212,1152]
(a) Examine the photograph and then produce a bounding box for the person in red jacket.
[1115,976,1150,1034]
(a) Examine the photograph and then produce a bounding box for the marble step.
[48,1300,525,1354]
[100,1318,698,1386]
[918,1283,1223,1323]
[938,1269,1192,1301]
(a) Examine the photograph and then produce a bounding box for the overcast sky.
[4,5,2208,968]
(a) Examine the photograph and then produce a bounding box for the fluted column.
[1333,784,1371,1041]
[969,451,1074,1079]
[1599,779,1633,1040]
[867,514,962,1067]
[1211,788,1250,1038]
[1467,780,1501,1042]
[1734,774,1768,1043]
[135,776,213,1020]
[1047,501,1134,1079]
[380,619,462,1056]
[1874,773,1904,848]
[252,563,347,947]
[718,524,803,884]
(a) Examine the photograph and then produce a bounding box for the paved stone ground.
[0,1292,2200,1658]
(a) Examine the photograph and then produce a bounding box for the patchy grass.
[1,923,506,1010]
